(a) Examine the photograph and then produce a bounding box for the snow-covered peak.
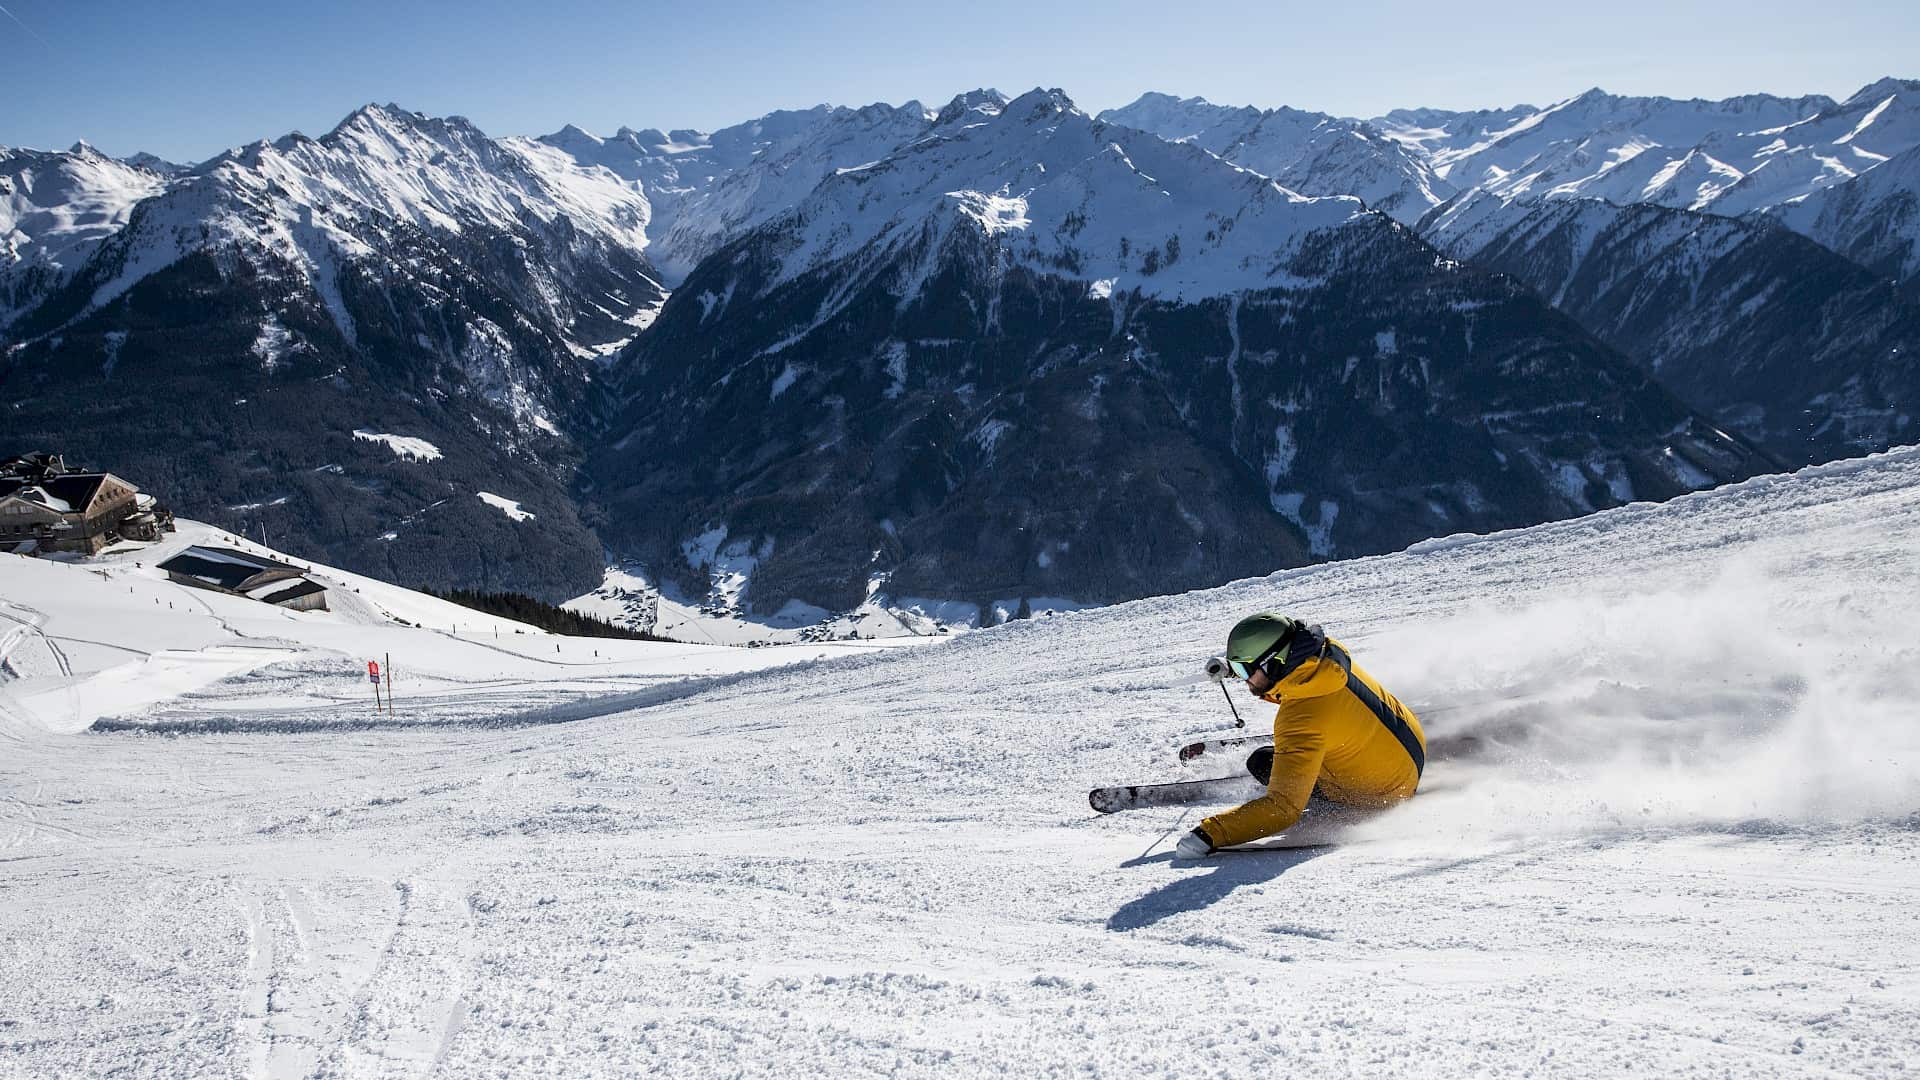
[741,92,1370,303]
[1099,92,1262,144]
[935,88,1011,127]
[536,123,660,181]
[1809,79,1920,151]
[1408,80,1916,220]
[121,151,189,176]
[327,101,459,140]
[169,102,651,251]
[1537,144,1746,211]
[38,101,659,359]
[1102,93,1311,155]
[1371,102,1540,159]
[864,99,933,124]
[1842,77,1920,110]
[1413,186,1512,248]
[2,143,170,327]
[638,99,944,281]
[316,103,500,175]
[535,103,907,243]
[1100,92,1453,224]
[540,123,605,156]
[1544,86,1829,122]
[1766,139,1920,281]
[998,87,1080,125]
[1425,86,1835,185]
[530,97,958,283]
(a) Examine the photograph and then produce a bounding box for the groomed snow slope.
[6,448,1920,1075]
[0,520,908,736]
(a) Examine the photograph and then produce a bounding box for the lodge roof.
[0,474,116,514]
[157,546,305,592]
[253,579,328,605]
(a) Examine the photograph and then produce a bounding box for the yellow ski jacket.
[1200,632,1425,849]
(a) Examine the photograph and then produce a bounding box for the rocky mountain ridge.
[2,105,668,599]
[588,89,1762,612]
[1098,92,1453,224]
[6,79,1916,616]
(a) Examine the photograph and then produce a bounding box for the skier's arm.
[1198,717,1325,848]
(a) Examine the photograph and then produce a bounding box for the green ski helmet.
[1224,613,1303,679]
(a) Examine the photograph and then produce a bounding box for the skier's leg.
[1275,794,1382,845]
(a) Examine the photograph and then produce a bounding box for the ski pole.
[1220,681,1245,728]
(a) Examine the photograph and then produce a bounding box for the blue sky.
[2,0,1915,161]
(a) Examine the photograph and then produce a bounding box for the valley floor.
[6,451,1920,1076]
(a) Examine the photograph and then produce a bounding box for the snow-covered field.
[0,521,907,738]
[6,450,1920,1076]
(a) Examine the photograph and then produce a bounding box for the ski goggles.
[1221,657,1264,681]
[1223,636,1293,681]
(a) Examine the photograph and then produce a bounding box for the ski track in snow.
[5,452,1920,1074]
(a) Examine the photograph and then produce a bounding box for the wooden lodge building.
[0,453,173,555]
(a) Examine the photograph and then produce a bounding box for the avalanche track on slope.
[5,448,1920,1075]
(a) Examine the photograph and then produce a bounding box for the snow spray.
[1340,554,1920,847]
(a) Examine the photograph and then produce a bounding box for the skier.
[1174,613,1426,858]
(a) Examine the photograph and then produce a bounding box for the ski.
[1089,774,1262,814]
[1177,732,1272,764]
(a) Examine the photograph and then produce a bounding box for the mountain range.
[4,78,1917,623]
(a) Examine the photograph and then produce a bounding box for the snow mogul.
[1176,613,1427,859]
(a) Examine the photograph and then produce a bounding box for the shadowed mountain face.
[1423,194,1920,465]
[1767,141,1920,286]
[2,247,615,599]
[588,93,1762,614]
[2,106,667,600]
